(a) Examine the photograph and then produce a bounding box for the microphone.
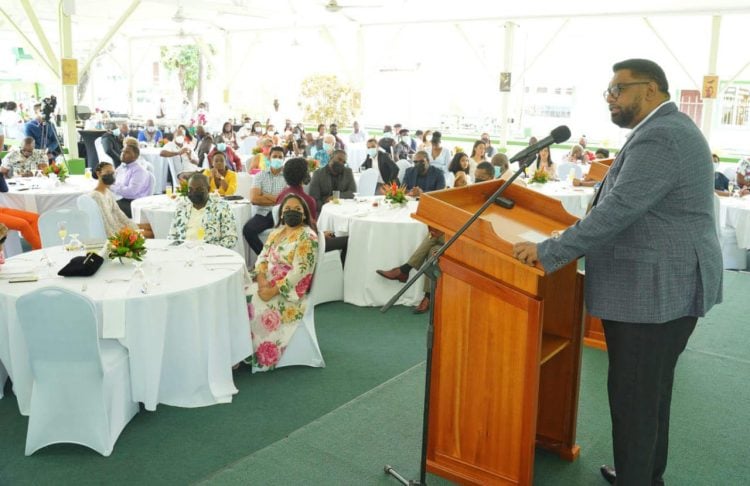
[508,125,571,163]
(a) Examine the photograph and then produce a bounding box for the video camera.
[41,95,57,122]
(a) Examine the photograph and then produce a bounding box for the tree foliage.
[160,45,201,103]
[299,75,356,126]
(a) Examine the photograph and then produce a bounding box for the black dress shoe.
[600,465,616,484]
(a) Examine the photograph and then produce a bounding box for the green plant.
[161,45,201,102]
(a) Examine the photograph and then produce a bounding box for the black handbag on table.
[57,252,104,277]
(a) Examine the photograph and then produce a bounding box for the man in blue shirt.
[23,117,60,158]
[402,151,446,197]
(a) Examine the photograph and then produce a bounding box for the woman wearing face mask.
[219,121,238,150]
[246,193,318,372]
[89,161,153,237]
[207,139,243,172]
[360,138,400,193]
[167,173,237,249]
[203,152,237,196]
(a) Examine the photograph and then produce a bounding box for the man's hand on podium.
[513,242,545,270]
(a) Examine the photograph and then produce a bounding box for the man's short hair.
[366,138,378,145]
[283,157,308,186]
[125,144,140,158]
[22,136,35,146]
[189,172,209,189]
[490,153,509,173]
[270,145,285,156]
[414,150,429,161]
[332,149,347,160]
[595,148,610,158]
[476,161,494,178]
[612,58,669,95]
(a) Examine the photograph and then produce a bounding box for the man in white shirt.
[349,121,367,144]
[160,134,200,181]
[0,102,24,139]
[266,99,284,133]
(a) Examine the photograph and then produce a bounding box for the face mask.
[217,143,227,152]
[415,161,428,174]
[367,148,378,158]
[494,166,501,178]
[331,161,345,174]
[330,129,338,135]
[188,191,208,206]
[112,128,121,137]
[147,126,156,133]
[175,136,185,145]
[323,143,333,152]
[401,137,411,145]
[244,123,252,129]
[254,126,262,133]
[101,173,115,185]
[283,210,303,227]
[270,158,283,170]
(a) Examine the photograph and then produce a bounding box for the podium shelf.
[540,334,569,365]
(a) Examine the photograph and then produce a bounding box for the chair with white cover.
[3,230,24,257]
[146,171,156,196]
[16,287,139,456]
[94,137,113,164]
[358,168,379,197]
[166,156,180,186]
[309,229,344,305]
[714,194,747,270]
[37,208,91,248]
[0,360,8,399]
[556,162,583,181]
[396,159,411,183]
[444,171,456,188]
[76,194,108,241]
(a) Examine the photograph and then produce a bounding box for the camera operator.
[23,97,61,160]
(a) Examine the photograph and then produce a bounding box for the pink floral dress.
[249,225,318,372]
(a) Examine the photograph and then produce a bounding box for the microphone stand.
[382,152,539,486]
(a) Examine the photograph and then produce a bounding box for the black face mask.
[414,161,428,175]
[188,191,208,206]
[330,128,338,135]
[283,210,303,227]
[101,173,116,185]
[331,161,345,174]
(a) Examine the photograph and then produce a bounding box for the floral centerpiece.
[44,161,69,182]
[383,181,408,205]
[107,227,147,263]
[307,158,320,173]
[530,169,550,184]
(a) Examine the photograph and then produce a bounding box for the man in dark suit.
[308,150,357,211]
[402,151,445,197]
[361,138,400,188]
[513,59,723,485]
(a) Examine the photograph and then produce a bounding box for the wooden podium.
[413,179,585,485]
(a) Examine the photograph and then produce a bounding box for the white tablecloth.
[525,181,596,219]
[140,147,172,194]
[131,195,253,262]
[0,240,252,414]
[0,175,97,214]
[719,195,750,249]
[318,197,427,306]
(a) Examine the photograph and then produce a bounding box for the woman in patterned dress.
[248,193,318,372]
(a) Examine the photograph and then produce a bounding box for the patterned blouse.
[737,158,750,185]
[89,190,138,237]
[168,195,238,249]
[0,148,47,176]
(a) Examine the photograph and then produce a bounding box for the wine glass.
[57,221,68,247]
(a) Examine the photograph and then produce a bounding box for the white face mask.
[147,126,156,133]
[175,136,185,145]
[254,126,262,133]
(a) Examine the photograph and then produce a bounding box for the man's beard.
[610,97,641,128]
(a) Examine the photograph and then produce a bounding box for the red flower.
[295,274,313,298]
[129,233,137,244]
[255,341,280,367]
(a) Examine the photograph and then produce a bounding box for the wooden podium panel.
[414,180,584,485]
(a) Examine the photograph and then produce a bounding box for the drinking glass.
[332,190,340,203]
[165,185,173,197]
[57,221,68,247]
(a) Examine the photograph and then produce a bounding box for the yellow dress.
[203,169,237,196]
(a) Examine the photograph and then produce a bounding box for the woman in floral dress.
[248,193,318,372]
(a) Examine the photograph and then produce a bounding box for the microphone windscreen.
[551,125,572,144]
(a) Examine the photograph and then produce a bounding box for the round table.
[131,194,253,262]
[525,181,596,219]
[0,175,97,214]
[318,196,427,306]
[718,195,750,249]
[0,240,251,414]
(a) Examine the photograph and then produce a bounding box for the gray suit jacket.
[538,102,723,323]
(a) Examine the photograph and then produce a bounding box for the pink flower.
[255,341,280,367]
[295,274,313,298]
[260,308,281,333]
[247,302,255,321]
[270,262,292,282]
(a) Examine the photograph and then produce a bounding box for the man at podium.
[513,59,722,485]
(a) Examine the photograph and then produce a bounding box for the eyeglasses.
[603,81,651,100]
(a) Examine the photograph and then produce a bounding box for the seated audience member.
[393,129,415,161]
[196,134,214,165]
[447,152,471,187]
[247,193,318,372]
[313,134,336,168]
[218,122,238,150]
[110,144,152,218]
[99,122,128,166]
[535,146,556,179]
[474,162,494,183]
[236,117,254,143]
[0,137,48,177]
[566,144,588,165]
[276,157,317,218]
[168,173,237,249]
[427,131,452,173]
[249,137,274,172]
[402,151,446,197]
[578,136,596,161]
[736,156,750,189]
[481,133,497,158]
[160,133,200,180]
[361,138,400,192]
[194,125,207,145]
[208,141,243,172]
[0,206,41,250]
[90,162,152,238]
[137,119,163,146]
[468,140,487,175]
[122,136,154,173]
[595,148,610,159]
[329,123,346,151]
[242,146,287,255]
[491,153,510,179]
[308,150,357,210]
[376,225,445,314]
[203,152,237,196]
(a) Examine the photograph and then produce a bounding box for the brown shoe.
[413,296,430,314]
[376,267,408,283]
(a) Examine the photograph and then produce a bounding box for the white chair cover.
[146,171,156,195]
[556,162,583,180]
[310,229,344,305]
[396,160,411,184]
[0,359,8,399]
[166,156,180,186]
[94,137,113,164]
[76,194,108,241]
[358,168,379,197]
[3,230,24,257]
[444,172,456,188]
[37,208,91,248]
[16,287,139,456]
[238,136,258,157]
